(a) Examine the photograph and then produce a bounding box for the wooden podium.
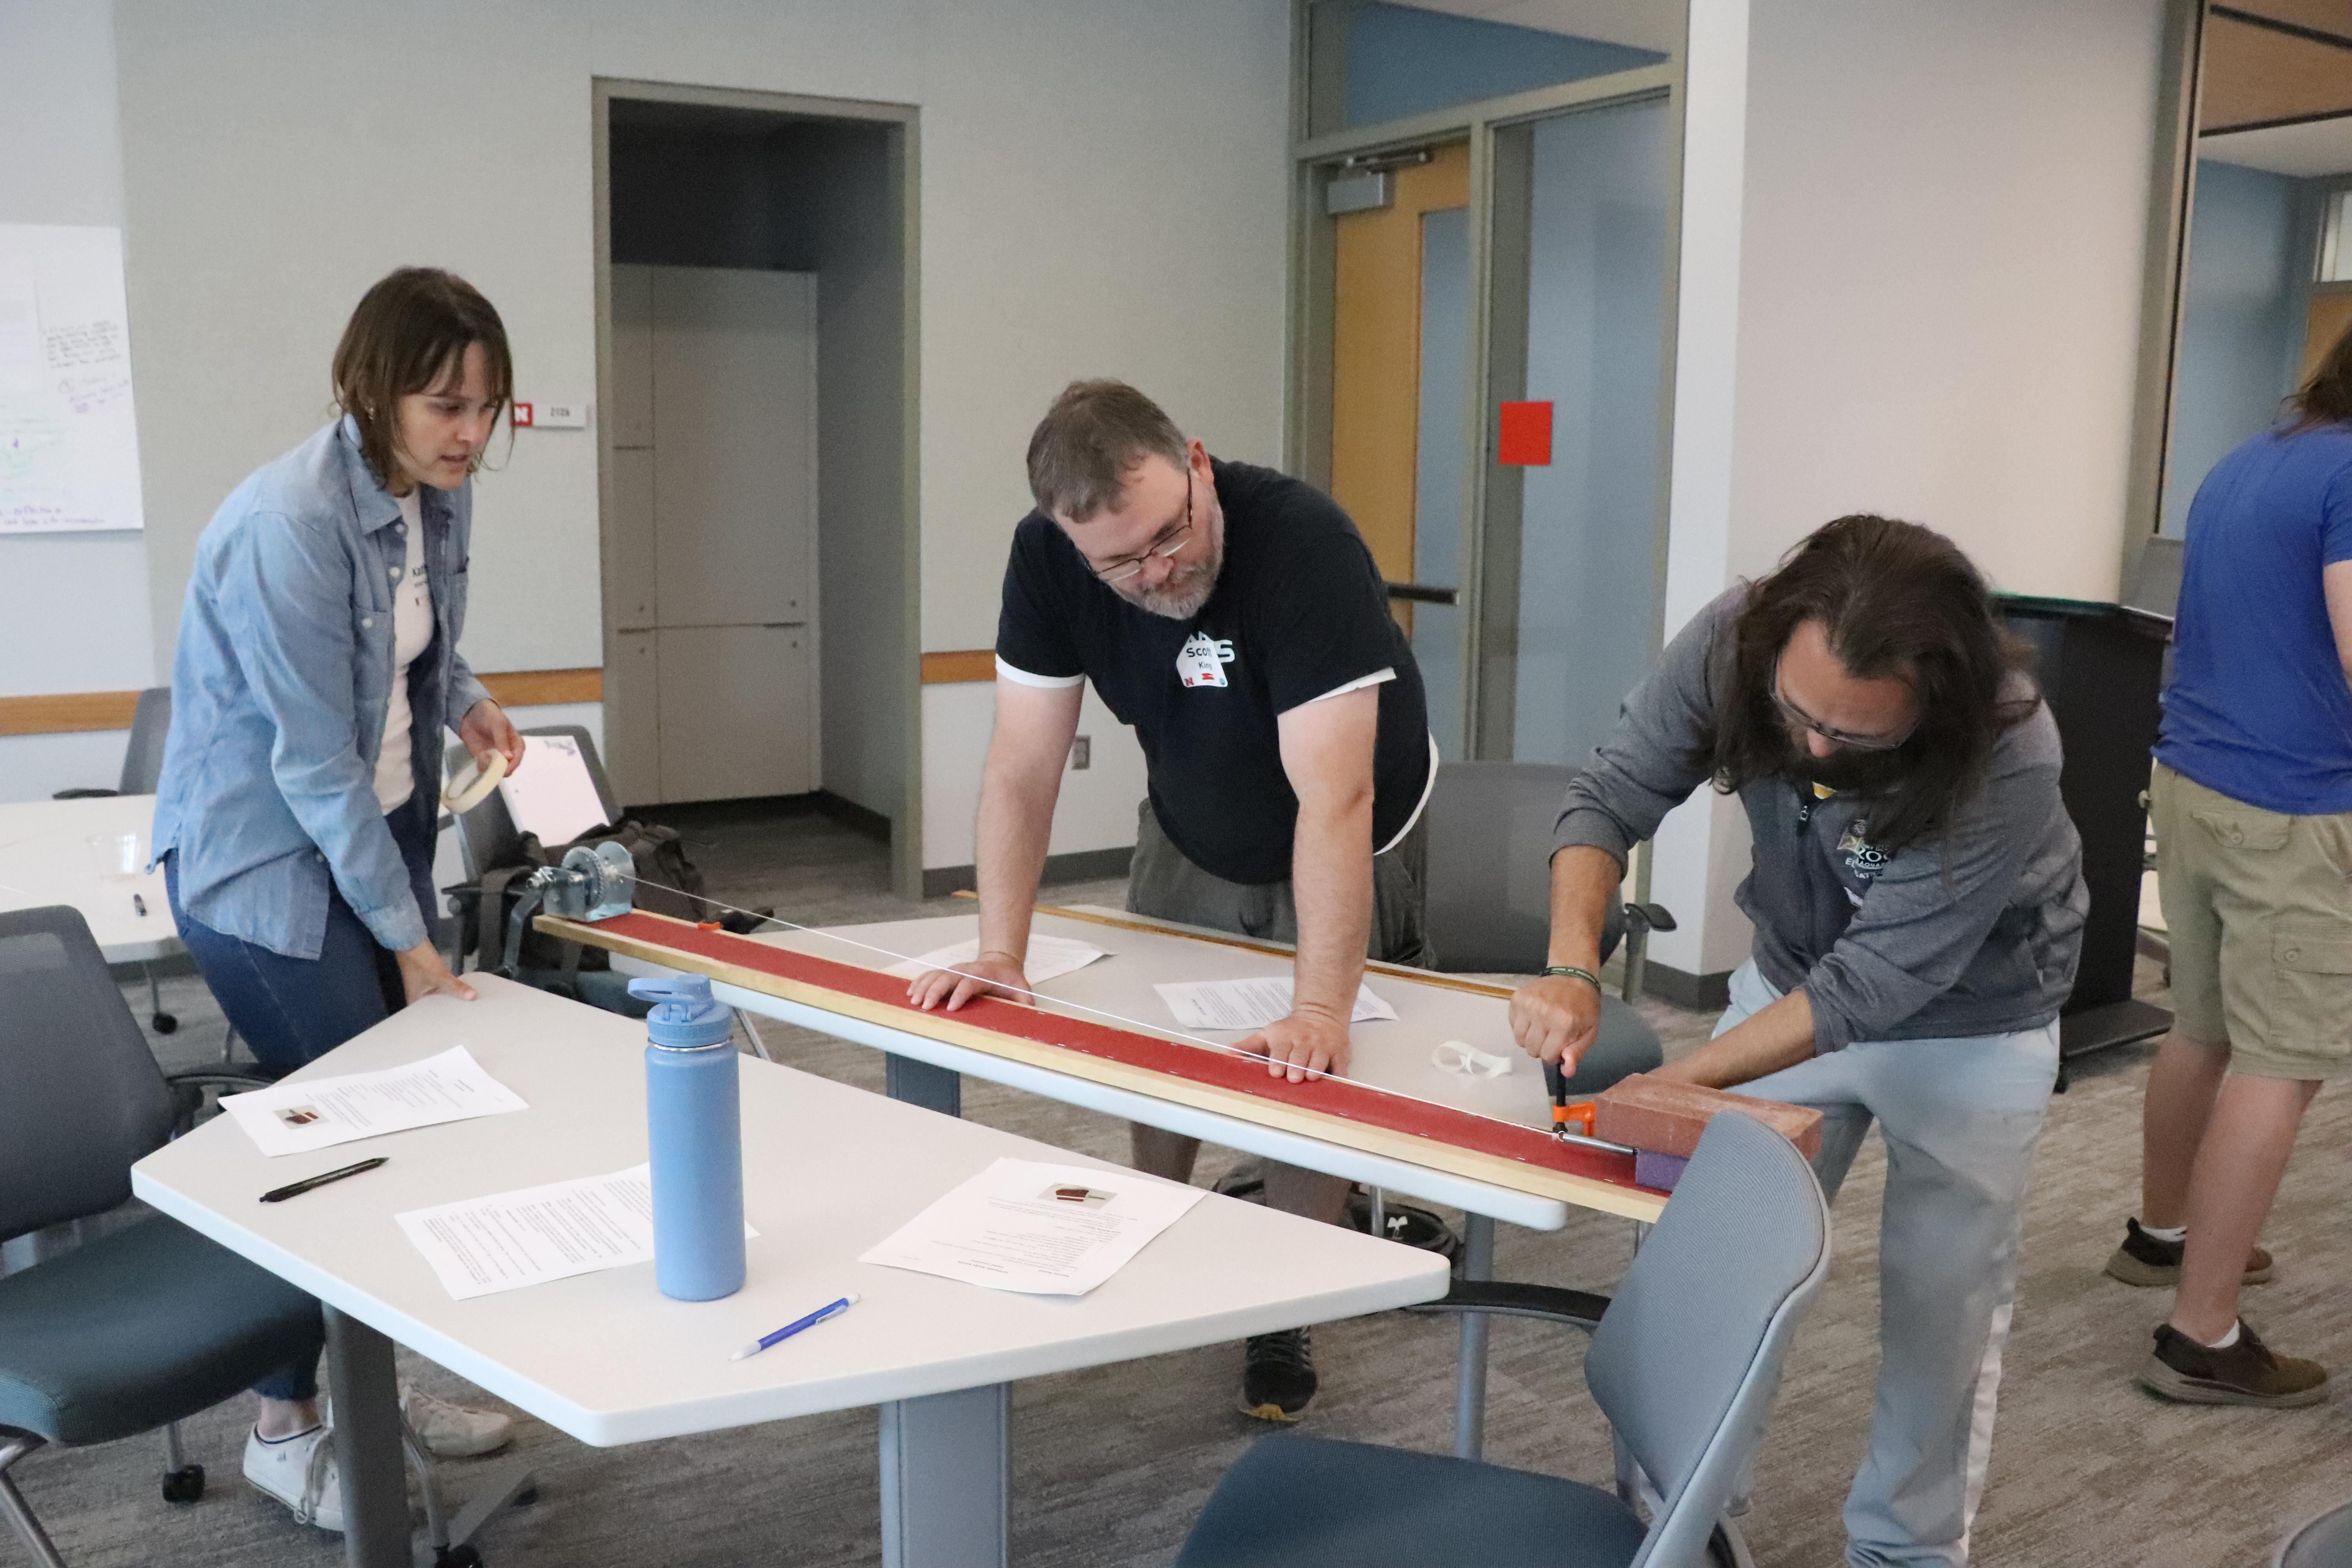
[1997,595,2174,1060]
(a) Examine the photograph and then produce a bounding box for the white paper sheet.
[1152,976,1399,1031]
[219,1045,530,1157]
[395,1163,759,1301]
[860,1158,1207,1296]
[885,933,1107,986]
[493,732,611,847]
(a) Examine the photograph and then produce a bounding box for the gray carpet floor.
[14,804,2352,1567]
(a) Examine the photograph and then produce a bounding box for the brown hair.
[2287,314,2352,433]
[1706,515,2039,852]
[330,267,513,488]
[1025,379,1188,522]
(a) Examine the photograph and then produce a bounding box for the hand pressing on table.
[1241,1005,1352,1085]
[907,951,1030,1013]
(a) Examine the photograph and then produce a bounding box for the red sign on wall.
[1497,401,1553,466]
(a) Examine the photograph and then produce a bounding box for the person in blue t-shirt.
[2107,323,2352,1408]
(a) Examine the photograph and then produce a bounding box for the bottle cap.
[626,974,735,1051]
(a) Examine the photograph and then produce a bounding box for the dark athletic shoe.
[2136,1321,2327,1408]
[1240,1328,1317,1422]
[2104,1218,2274,1287]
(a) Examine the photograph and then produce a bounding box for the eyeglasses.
[1771,657,1918,752]
[1093,472,1194,583]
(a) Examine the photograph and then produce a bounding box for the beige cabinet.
[605,264,818,804]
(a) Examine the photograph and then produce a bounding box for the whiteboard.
[0,224,143,533]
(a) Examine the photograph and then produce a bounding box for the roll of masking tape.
[440,750,508,813]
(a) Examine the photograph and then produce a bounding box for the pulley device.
[496,841,637,978]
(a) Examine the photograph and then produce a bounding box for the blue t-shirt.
[2157,422,2352,816]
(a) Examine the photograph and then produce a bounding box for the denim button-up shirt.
[154,418,491,959]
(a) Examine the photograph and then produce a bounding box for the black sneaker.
[1240,1328,1317,1422]
[2137,1321,2327,1408]
[2104,1218,2274,1288]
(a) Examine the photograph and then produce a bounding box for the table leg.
[879,1383,1009,1568]
[1453,1211,1495,1461]
[323,1306,408,1568]
[886,1054,962,1117]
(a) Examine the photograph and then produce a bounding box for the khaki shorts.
[2153,762,2352,1079]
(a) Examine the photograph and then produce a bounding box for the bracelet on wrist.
[1541,965,1602,991]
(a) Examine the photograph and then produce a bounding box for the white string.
[601,871,1559,1139]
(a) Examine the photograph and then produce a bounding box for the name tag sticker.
[1176,631,1234,689]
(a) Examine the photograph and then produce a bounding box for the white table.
[131,976,1448,1568]
[0,795,175,964]
[608,907,1666,1459]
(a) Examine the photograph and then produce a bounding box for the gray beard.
[1114,532,1224,620]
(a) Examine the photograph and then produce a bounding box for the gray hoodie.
[1554,587,2087,1054]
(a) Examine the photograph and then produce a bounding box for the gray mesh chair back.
[0,907,176,1241]
[2276,1499,2352,1567]
[444,725,621,880]
[117,688,172,796]
[1586,1110,1831,1568]
[1423,761,1623,972]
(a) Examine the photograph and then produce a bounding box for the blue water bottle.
[628,975,746,1301]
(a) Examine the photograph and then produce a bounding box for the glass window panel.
[1414,205,1473,758]
[1308,1,1667,137]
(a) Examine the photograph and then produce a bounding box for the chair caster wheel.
[152,1012,178,1034]
[512,1486,539,1506]
[433,1546,485,1568]
[161,1463,205,1503]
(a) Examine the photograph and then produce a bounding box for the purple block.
[1634,1149,1690,1192]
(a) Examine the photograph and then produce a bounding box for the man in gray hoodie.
[1512,516,2085,1568]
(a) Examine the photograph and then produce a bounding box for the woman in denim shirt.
[152,268,526,1528]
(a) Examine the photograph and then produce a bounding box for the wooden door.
[1329,142,1472,604]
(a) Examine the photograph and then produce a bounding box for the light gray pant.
[1721,962,2058,1568]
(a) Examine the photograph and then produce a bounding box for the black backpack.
[445,817,714,995]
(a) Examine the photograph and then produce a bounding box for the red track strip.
[583,912,1651,1196]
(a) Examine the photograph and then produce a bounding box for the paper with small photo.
[219,1045,529,1157]
[860,1157,1207,1296]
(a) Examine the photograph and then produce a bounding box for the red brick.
[1594,1073,1823,1160]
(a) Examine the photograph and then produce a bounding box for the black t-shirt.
[995,459,1432,886]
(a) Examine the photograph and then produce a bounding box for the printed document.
[887,933,1107,987]
[860,1157,1207,1296]
[220,1045,529,1158]
[1153,976,1399,1031]
[396,1163,758,1301]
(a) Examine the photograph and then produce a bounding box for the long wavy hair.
[2287,314,2352,434]
[1706,515,2039,853]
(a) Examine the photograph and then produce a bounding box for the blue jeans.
[165,797,439,1401]
[1721,962,2058,1568]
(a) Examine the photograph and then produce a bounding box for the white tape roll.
[1432,1040,1513,1078]
[440,750,508,813]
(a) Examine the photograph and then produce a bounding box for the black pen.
[260,1157,387,1203]
[132,893,147,917]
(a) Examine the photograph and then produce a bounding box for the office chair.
[49,688,187,1036]
[440,728,659,1022]
[1422,761,1675,1096]
[2276,1499,2352,1568]
[1175,1110,1831,1568]
[0,904,323,1568]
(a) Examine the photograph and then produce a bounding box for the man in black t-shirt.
[907,380,1436,1421]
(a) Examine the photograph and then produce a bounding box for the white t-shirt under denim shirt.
[373,490,436,810]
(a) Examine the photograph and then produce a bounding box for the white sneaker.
[401,1385,514,1458]
[243,1424,344,1532]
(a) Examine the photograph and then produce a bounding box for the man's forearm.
[1546,845,1623,973]
[974,757,1059,967]
[1658,989,1817,1090]
[1290,793,1375,1020]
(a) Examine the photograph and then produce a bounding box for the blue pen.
[728,1292,860,1362]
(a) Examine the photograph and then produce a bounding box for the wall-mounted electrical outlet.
[1071,735,1091,770]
